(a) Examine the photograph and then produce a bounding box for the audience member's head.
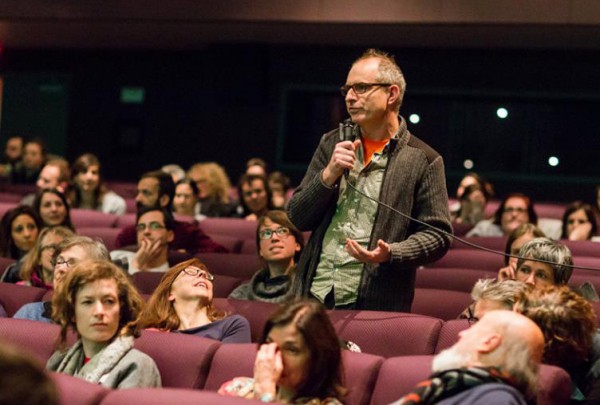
[19,226,75,287]
[246,157,268,177]
[22,138,47,171]
[52,260,144,347]
[4,136,24,163]
[504,223,546,266]
[36,158,70,193]
[187,162,232,204]
[432,310,544,401]
[136,170,175,211]
[268,171,291,208]
[456,172,494,200]
[259,300,345,401]
[515,238,573,288]
[33,188,74,230]
[0,342,59,405]
[469,279,531,321]
[173,179,199,217]
[137,258,225,331]
[52,235,110,286]
[493,193,537,236]
[237,174,273,218]
[561,201,597,240]
[0,205,42,259]
[456,183,490,225]
[161,164,186,184]
[70,153,107,206]
[257,210,304,274]
[135,206,175,250]
[514,286,596,370]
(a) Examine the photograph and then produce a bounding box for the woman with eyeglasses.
[47,260,161,389]
[229,211,304,303]
[467,193,538,237]
[135,258,251,343]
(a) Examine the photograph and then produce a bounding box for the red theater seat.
[196,253,259,279]
[199,217,257,240]
[50,372,109,405]
[416,267,497,293]
[0,318,60,364]
[100,388,258,405]
[434,319,470,353]
[77,227,121,251]
[70,209,118,228]
[430,249,504,270]
[412,288,472,320]
[0,283,47,317]
[213,298,278,342]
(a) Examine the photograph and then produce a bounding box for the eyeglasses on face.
[54,257,77,268]
[467,306,479,326]
[340,82,392,97]
[259,227,291,240]
[136,221,166,232]
[181,266,214,281]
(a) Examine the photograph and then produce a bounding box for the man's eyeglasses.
[259,227,291,240]
[467,306,479,326]
[181,266,214,281]
[54,257,78,268]
[136,221,166,232]
[340,82,392,97]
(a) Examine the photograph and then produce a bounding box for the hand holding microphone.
[321,119,361,186]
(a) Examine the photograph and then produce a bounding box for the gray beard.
[432,345,473,373]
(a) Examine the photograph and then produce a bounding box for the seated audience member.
[454,183,490,226]
[115,170,226,253]
[236,174,275,221]
[21,158,71,206]
[70,153,126,215]
[187,162,236,217]
[13,236,110,322]
[464,279,530,322]
[392,310,544,405]
[33,188,75,230]
[0,205,41,260]
[499,237,573,289]
[268,171,292,209]
[467,193,536,237]
[47,260,161,388]
[161,163,186,184]
[246,157,268,177]
[173,179,202,220]
[135,258,251,343]
[11,138,47,184]
[515,286,600,402]
[0,135,23,178]
[2,226,74,287]
[497,223,546,281]
[111,207,173,274]
[229,211,304,303]
[450,172,494,219]
[561,201,598,241]
[0,342,59,405]
[219,300,345,404]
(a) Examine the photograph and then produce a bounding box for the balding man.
[393,310,544,404]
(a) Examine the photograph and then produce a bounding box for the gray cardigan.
[287,117,452,312]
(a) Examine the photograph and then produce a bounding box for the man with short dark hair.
[392,310,545,404]
[20,158,71,206]
[115,170,227,254]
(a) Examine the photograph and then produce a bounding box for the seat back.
[213,298,278,342]
[77,227,122,251]
[50,372,109,405]
[199,218,257,240]
[370,355,433,405]
[430,249,504,270]
[0,283,47,316]
[434,319,469,353]
[196,253,259,279]
[70,209,118,228]
[203,343,257,391]
[0,318,60,364]
[100,388,257,405]
[416,267,497,293]
[537,364,572,405]
[328,310,442,357]
[412,288,472,320]
[133,330,221,389]
[343,350,384,405]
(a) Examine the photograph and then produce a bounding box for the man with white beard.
[391,311,544,405]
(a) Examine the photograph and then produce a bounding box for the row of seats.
[0,316,572,405]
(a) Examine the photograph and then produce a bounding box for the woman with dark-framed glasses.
[229,211,304,303]
[135,258,251,343]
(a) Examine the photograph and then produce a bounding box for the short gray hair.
[471,279,530,309]
[354,49,406,111]
[516,238,573,285]
[54,236,110,262]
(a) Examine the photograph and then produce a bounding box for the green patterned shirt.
[310,139,390,306]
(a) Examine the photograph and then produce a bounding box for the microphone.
[338,119,358,180]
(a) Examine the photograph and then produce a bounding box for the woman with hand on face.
[561,201,598,241]
[229,211,304,303]
[33,188,75,231]
[70,153,126,216]
[0,206,41,260]
[497,223,546,282]
[219,300,345,404]
[136,258,251,343]
[47,260,161,389]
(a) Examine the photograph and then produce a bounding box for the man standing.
[392,310,545,404]
[115,170,227,254]
[287,49,452,311]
